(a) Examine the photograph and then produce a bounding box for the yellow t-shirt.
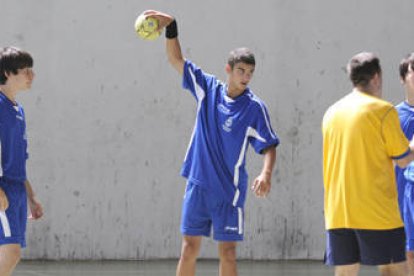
[322,90,409,230]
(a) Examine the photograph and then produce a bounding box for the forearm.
[396,143,414,168]
[260,147,277,180]
[24,179,36,202]
[166,37,185,75]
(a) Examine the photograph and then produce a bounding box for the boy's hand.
[0,188,8,211]
[142,10,175,31]
[251,173,271,198]
[28,198,43,220]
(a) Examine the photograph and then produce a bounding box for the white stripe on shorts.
[238,208,243,235]
[0,211,11,237]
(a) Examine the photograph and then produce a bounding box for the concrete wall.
[0,0,412,260]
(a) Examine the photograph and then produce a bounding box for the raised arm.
[144,10,185,75]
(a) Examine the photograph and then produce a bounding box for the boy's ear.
[225,64,232,74]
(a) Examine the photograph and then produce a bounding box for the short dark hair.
[347,52,381,87]
[399,53,414,81]
[227,47,255,69]
[0,46,33,85]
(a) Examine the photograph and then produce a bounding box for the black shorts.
[324,228,406,266]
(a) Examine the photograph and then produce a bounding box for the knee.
[219,244,237,263]
[180,240,200,261]
[8,246,21,264]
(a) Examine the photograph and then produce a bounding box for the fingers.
[30,204,43,220]
[252,181,270,198]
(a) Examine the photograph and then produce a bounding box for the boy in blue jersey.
[396,53,414,276]
[0,47,43,275]
[143,10,280,276]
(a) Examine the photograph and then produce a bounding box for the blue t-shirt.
[0,92,28,182]
[395,101,414,212]
[181,60,280,207]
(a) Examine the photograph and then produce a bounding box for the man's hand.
[251,173,271,198]
[0,188,8,211]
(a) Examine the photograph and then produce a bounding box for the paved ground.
[14,259,379,275]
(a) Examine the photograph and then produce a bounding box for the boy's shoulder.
[246,89,266,108]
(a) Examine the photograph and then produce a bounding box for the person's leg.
[176,235,202,276]
[177,182,211,276]
[325,229,360,268]
[356,228,406,275]
[407,251,414,276]
[334,263,360,276]
[0,244,21,276]
[218,241,237,276]
[377,262,407,276]
[404,185,414,276]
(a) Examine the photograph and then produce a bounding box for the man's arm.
[252,146,277,197]
[144,10,185,75]
[24,179,43,219]
[395,148,414,169]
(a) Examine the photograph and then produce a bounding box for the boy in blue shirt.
[396,52,414,276]
[143,10,280,276]
[0,47,43,275]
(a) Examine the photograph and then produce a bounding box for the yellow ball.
[134,14,161,41]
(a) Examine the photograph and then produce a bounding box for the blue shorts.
[325,228,405,266]
[180,182,244,241]
[0,178,27,248]
[404,183,414,250]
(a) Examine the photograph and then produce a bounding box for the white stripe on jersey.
[238,207,243,235]
[183,67,206,162]
[251,97,276,140]
[0,211,11,237]
[0,142,2,176]
[232,127,266,206]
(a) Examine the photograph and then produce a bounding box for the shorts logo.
[16,115,23,121]
[225,226,238,232]
[223,117,233,132]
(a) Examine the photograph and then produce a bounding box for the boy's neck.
[0,86,17,104]
[406,88,414,106]
[226,84,244,99]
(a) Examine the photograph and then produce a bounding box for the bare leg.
[407,251,414,276]
[176,235,202,276]
[334,263,360,276]
[378,261,407,276]
[218,241,237,276]
[0,244,21,276]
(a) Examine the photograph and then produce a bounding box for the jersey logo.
[16,115,24,121]
[218,103,230,114]
[223,117,233,132]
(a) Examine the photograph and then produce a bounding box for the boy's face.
[226,62,255,93]
[5,67,35,91]
[403,64,414,93]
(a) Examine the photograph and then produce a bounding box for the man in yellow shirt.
[322,52,414,275]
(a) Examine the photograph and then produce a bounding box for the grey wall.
[0,0,413,260]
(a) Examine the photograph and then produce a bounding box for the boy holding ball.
[142,10,280,276]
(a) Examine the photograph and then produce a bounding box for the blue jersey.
[0,92,28,182]
[181,60,280,208]
[395,101,414,212]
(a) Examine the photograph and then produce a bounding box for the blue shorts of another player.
[324,228,405,266]
[0,177,27,248]
[403,183,414,251]
[180,181,244,241]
